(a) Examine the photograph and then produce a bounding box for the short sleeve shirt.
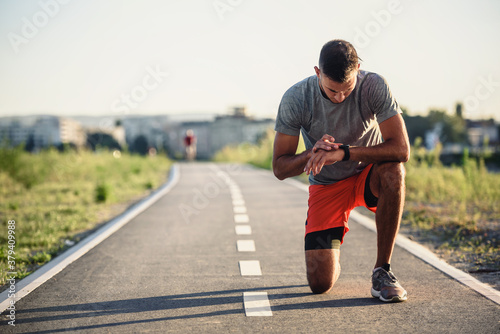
[275,70,402,185]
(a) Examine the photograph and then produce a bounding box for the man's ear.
[314,66,321,78]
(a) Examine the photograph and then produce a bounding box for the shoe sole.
[371,287,408,302]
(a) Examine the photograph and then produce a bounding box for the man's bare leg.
[305,249,341,294]
[369,162,408,302]
[369,162,406,268]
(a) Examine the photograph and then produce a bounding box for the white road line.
[349,210,500,305]
[237,240,256,252]
[232,196,244,202]
[234,214,249,223]
[233,206,247,214]
[283,176,500,306]
[243,292,272,316]
[235,225,252,235]
[0,164,181,313]
[239,260,262,276]
[232,199,245,206]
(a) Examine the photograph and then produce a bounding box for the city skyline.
[1,0,499,120]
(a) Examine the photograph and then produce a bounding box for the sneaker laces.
[373,268,398,284]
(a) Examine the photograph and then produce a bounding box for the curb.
[0,164,180,313]
[283,177,500,306]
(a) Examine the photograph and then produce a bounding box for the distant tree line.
[403,103,472,146]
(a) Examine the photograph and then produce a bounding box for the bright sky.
[0,0,499,120]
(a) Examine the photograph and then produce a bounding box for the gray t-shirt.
[275,70,402,185]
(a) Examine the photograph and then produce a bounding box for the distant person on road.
[184,129,197,161]
[273,39,410,302]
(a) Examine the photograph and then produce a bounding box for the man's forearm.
[349,139,410,164]
[273,149,312,180]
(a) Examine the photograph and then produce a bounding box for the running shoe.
[371,267,408,302]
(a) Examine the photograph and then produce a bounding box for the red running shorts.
[306,164,377,243]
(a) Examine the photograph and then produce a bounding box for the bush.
[0,146,49,188]
[95,182,112,203]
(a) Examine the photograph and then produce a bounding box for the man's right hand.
[313,134,340,153]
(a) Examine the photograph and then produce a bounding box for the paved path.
[1,163,499,333]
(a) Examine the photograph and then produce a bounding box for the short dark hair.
[319,40,360,83]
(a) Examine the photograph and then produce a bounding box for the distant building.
[165,107,275,159]
[122,116,169,150]
[0,110,275,157]
[9,121,31,146]
[0,116,86,150]
[35,117,86,148]
[466,119,499,147]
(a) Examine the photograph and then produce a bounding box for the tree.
[25,134,35,152]
[403,108,467,145]
[130,135,149,155]
[455,102,463,119]
[87,133,121,151]
[402,114,431,145]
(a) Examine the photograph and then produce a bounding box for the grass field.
[214,130,500,278]
[403,144,499,275]
[0,147,171,287]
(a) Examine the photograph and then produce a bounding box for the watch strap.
[340,145,350,161]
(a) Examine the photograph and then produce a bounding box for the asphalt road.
[1,162,499,333]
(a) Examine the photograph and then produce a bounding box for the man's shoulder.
[282,75,318,100]
[358,70,388,90]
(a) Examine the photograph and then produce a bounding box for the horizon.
[0,107,497,123]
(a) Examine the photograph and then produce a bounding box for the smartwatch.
[339,144,350,161]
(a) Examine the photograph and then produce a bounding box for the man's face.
[314,65,359,103]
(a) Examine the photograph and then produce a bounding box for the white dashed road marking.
[235,225,252,235]
[232,199,245,206]
[233,206,247,214]
[243,292,273,316]
[237,240,256,252]
[239,260,262,276]
[213,169,273,316]
[234,214,249,223]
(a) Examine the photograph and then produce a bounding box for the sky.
[0,0,499,120]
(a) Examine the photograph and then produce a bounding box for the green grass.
[213,128,276,169]
[213,132,500,272]
[0,147,171,286]
[213,128,307,168]
[402,144,499,272]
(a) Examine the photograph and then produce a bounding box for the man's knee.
[305,249,340,294]
[374,162,405,193]
[308,276,334,294]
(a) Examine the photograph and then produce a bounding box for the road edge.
[0,164,180,313]
[283,177,500,306]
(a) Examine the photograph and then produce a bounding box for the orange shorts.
[306,164,377,242]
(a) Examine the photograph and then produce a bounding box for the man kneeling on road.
[273,39,410,302]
